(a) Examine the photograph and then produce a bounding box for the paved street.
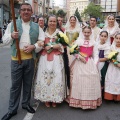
[0,46,120,120]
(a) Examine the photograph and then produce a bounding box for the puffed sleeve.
[34,27,45,53]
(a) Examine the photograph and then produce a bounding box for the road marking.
[23,102,39,120]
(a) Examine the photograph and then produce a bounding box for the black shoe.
[22,105,35,113]
[1,112,17,120]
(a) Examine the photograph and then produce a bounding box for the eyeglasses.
[20,9,32,12]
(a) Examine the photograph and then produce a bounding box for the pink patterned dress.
[69,40,102,109]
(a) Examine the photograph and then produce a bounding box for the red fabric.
[61,27,65,32]
[41,38,62,61]
[80,46,93,61]
[110,37,114,44]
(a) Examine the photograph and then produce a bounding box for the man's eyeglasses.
[20,9,32,12]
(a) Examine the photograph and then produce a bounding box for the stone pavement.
[0,47,120,120]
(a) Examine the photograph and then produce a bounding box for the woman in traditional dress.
[34,15,65,107]
[65,16,81,65]
[69,26,102,109]
[104,33,120,102]
[96,31,110,97]
[102,14,120,45]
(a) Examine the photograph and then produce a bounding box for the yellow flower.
[59,33,69,44]
[64,36,69,44]
[70,44,78,53]
[108,51,118,59]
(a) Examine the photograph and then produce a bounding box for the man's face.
[38,18,44,28]
[57,17,63,27]
[90,18,97,28]
[20,5,33,22]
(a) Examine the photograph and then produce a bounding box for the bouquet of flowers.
[108,51,120,64]
[69,44,87,58]
[56,32,69,46]
[46,32,69,53]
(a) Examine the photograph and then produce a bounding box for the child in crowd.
[69,26,102,109]
[104,33,120,102]
[96,31,110,97]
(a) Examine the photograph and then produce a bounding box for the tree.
[49,9,57,15]
[81,2,104,22]
[74,8,82,22]
[56,9,67,18]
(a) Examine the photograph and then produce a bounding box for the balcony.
[90,0,101,5]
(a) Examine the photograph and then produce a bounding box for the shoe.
[45,102,50,107]
[1,112,17,120]
[52,103,56,107]
[22,105,35,113]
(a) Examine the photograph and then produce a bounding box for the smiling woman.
[34,15,66,108]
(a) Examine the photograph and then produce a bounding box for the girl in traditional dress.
[104,33,120,102]
[34,15,65,107]
[69,26,102,109]
[102,14,120,45]
[96,31,110,97]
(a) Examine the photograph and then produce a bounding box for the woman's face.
[48,16,57,29]
[100,32,108,44]
[108,16,115,26]
[69,17,76,27]
[115,34,120,47]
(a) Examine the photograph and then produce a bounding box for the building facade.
[101,0,117,16]
[90,0,119,16]
[69,0,89,17]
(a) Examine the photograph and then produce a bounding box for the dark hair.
[82,26,91,31]
[57,16,64,19]
[90,16,97,22]
[39,16,44,19]
[115,33,120,38]
[20,3,32,11]
[100,31,108,36]
[38,16,45,22]
[69,16,76,21]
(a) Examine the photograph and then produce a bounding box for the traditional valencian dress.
[34,29,66,103]
[104,45,120,101]
[65,21,81,65]
[69,38,102,109]
[102,15,120,45]
[96,42,110,92]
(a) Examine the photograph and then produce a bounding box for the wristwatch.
[51,45,53,48]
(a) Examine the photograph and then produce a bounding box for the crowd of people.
[1,2,120,120]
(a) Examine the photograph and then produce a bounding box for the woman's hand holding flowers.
[45,46,51,51]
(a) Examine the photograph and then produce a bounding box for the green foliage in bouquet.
[108,51,120,65]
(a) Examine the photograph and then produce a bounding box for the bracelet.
[50,45,53,48]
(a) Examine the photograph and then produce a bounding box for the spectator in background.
[57,16,65,32]
[57,16,70,92]
[38,16,45,31]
